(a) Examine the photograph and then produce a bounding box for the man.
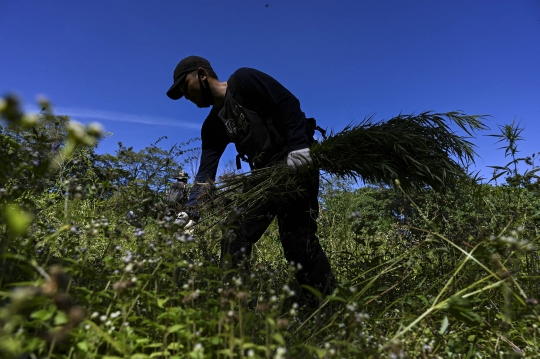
[166,56,334,304]
[164,170,190,216]
[165,171,190,208]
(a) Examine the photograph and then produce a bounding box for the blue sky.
[1,0,539,182]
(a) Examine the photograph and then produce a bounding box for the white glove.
[174,211,197,234]
[286,148,313,174]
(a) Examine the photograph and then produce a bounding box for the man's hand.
[287,148,313,174]
[175,211,197,234]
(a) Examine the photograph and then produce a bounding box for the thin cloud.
[29,105,200,129]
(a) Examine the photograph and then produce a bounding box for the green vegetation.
[1,94,539,358]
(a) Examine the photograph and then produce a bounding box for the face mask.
[199,77,214,108]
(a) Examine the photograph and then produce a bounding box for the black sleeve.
[228,68,310,152]
[185,108,230,208]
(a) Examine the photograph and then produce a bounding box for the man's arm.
[185,109,229,209]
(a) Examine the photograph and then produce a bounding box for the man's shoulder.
[229,67,271,83]
[230,67,260,77]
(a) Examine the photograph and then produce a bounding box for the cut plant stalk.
[197,111,488,222]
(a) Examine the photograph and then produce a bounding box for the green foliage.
[489,119,540,189]
[312,111,488,191]
[1,94,540,358]
[208,111,489,223]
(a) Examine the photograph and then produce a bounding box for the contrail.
[28,105,200,130]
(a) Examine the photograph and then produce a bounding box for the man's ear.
[197,68,207,82]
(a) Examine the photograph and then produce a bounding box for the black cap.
[166,56,213,100]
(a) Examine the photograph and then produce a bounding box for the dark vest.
[218,91,289,170]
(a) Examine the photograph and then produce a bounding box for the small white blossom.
[274,347,287,359]
[110,311,121,319]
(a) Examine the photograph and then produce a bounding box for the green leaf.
[54,311,69,325]
[167,324,185,333]
[167,342,183,350]
[447,295,483,326]
[325,295,348,303]
[77,341,89,352]
[157,297,169,308]
[417,295,430,306]
[467,335,476,342]
[305,345,326,359]
[439,316,449,335]
[273,333,285,345]
[5,203,34,236]
[301,285,322,299]
[30,309,54,321]
[150,351,170,358]
[0,337,22,355]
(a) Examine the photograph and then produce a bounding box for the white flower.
[67,121,86,140]
[110,311,121,319]
[274,347,287,359]
[21,113,38,127]
[87,122,105,137]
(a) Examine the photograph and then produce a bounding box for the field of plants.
[1,95,539,358]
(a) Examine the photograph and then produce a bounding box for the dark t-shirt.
[185,67,310,207]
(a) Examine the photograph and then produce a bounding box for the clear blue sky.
[1,0,539,182]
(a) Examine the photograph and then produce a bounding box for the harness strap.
[236,153,254,171]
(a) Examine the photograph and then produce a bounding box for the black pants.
[221,171,334,302]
